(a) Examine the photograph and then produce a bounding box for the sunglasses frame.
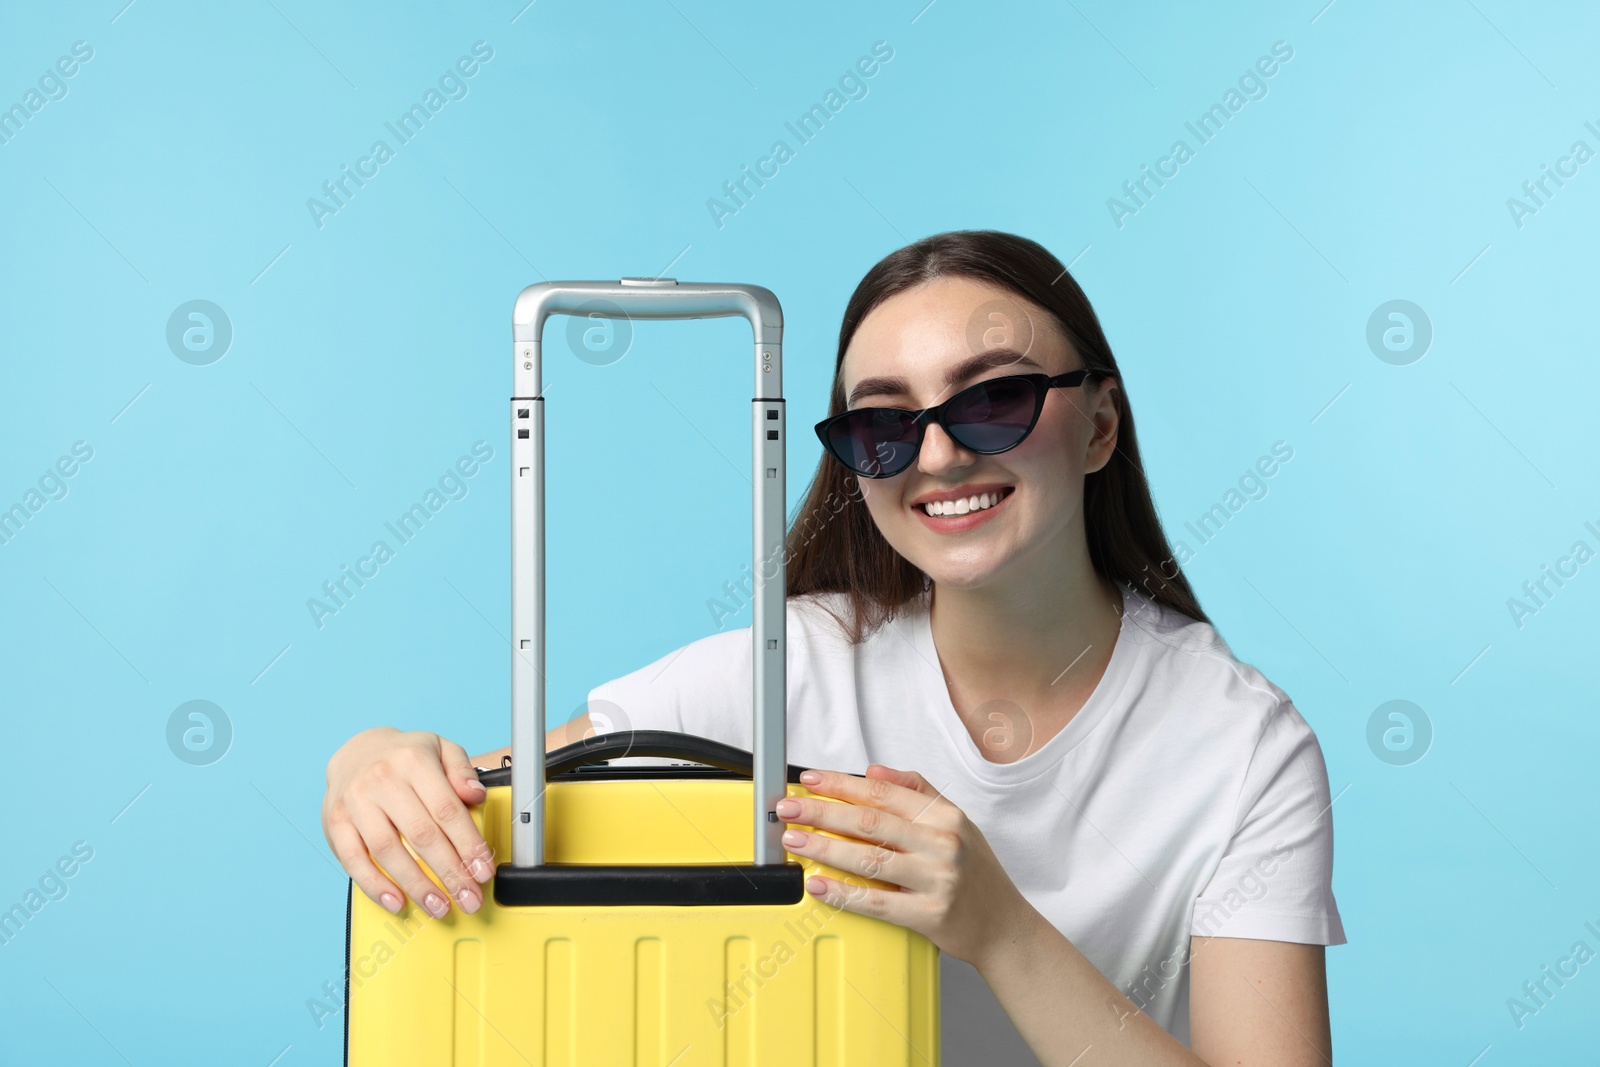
[814,369,1092,479]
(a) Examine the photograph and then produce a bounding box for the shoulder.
[1120,589,1338,842]
[1118,585,1319,760]
[1117,597,1346,942]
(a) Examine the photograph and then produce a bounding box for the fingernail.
[775,798,800,818]
[424,892,449,918]
[782,829,807,848]
[806,876,827,896]
[456,886,480,914]
[799,770,820,785]
[464,777,486,793]
[470,856,494,882]
[380,892,402,914]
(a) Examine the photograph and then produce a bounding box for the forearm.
[976,902,1209,1067]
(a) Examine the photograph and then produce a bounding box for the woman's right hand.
[322,727,494,919]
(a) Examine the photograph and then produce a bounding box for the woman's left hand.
[776,763,1030,969]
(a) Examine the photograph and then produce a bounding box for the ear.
[1085,375,1120,474]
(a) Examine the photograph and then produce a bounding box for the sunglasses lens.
[945,377,1039,452]
[827,408,918,477]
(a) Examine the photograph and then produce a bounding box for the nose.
[915,421,975,478]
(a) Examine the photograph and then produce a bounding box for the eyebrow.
[846,348,1042,407]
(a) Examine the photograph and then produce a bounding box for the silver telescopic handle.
[507,278,787,869]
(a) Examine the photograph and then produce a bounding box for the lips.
[911,485,1015,533]
[910,482,1015,508]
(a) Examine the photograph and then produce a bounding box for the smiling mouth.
[916,486,1014,517]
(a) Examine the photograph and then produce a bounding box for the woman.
[322,230,1345,1064]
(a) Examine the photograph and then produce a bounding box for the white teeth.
[921,489,1007,517]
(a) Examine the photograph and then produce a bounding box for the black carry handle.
[479,729,812,787]
[488,729,811,907]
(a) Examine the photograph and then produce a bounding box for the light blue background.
[3,0,1597,1063]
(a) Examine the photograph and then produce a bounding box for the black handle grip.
[476,729,812,787]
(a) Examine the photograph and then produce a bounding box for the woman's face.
[838,276,1120,591]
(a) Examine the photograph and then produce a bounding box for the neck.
[926,514,1122,712]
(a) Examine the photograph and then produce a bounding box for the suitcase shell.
[345,767,941,1064]
[344,279,940,1064]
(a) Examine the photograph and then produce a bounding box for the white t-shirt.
[586,581,1346,1049]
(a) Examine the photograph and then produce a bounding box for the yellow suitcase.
[344,280,940,1065]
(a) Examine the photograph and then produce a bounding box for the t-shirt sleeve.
[1189,698,1347,945]
[583,626,755,750]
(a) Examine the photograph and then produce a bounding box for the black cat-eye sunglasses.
[813,370,1091,479]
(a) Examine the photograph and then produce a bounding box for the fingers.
[782,820,926,893]
[779,766,960,895]
[376,777,486,916]
[413,748,496,886]
[777,789,939,858]
[323,730,501,920]
[344,797,455,919]
[440,739,489,808]
[866,763,944,801]
[800,872,905,924]
[326,816,404,915]
[800,768,950,830]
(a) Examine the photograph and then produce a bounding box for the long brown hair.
[783,229,1209,641]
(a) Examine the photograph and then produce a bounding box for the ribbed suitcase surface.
[346,773,941,1065]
